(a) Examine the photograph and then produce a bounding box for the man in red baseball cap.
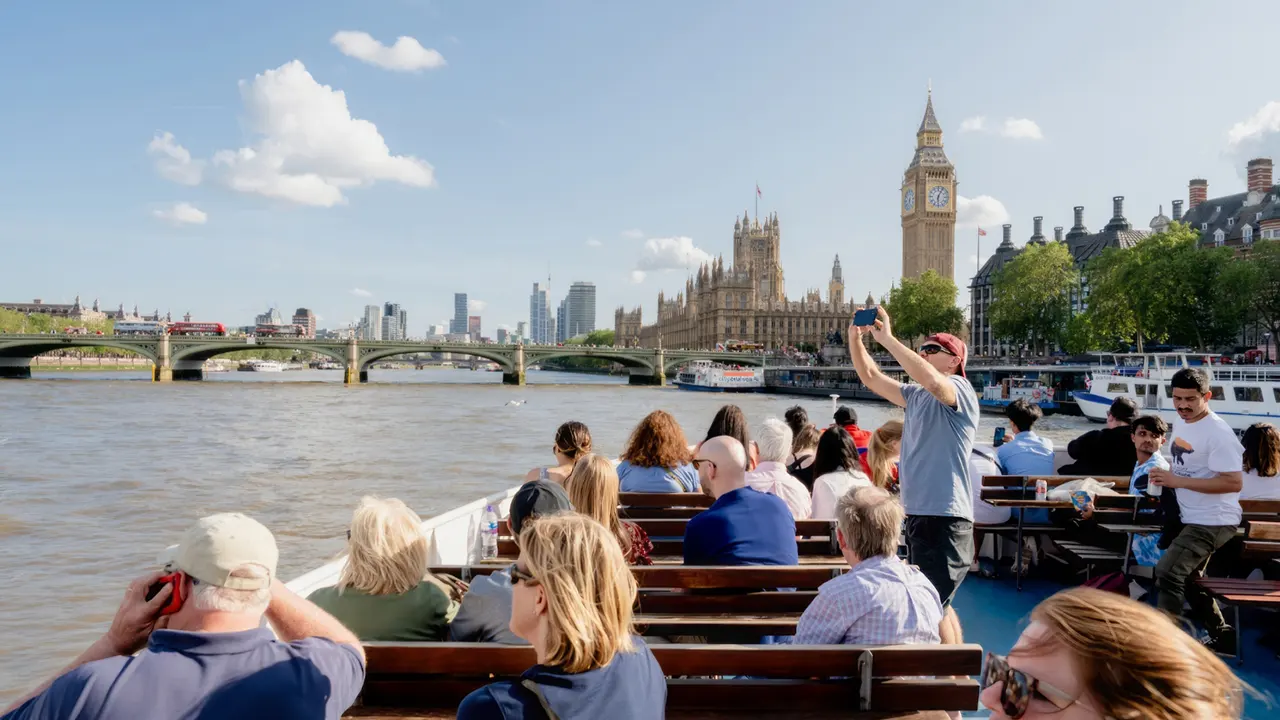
[846,306,979,647]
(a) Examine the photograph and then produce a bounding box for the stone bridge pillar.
[154,333,173,382]
[627,347,666,386]
[344,337,361,385]
[503,343,525,386]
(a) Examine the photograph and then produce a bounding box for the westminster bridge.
[0,334,766,385]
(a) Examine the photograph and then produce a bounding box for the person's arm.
[1066,429,1101,461]
[865,307,957,408]
[810,477,836,520]
[1150,468,1243,494]
[3,572,172,715]
[848,321,906,407]
[266,578,365,664]
[793,588,855,645]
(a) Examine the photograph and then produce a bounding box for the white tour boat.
[673,359,763,393]
[240,360,285,372]
[1072,352,1279,431]
[980,377,1059,413]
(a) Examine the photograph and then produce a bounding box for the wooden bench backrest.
[430,564,846,589]
[359,642,983,715]
[621,492,713,508]
[1244,520,1280,557]
[496,518,839,557]
[1241,499,1280,522]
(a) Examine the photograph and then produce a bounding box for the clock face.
[928,186,950,208]
[903,189,915,212]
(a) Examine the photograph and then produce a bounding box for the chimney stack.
[1189,179,1208,209]
[1065,205,1089,240]
[1172,199,1183,221]
[1001,224,1013,247]
[1112,196,1125,219]
[1248,158,1273,195]
[1033,216,1044,236]
[1054,226,1064,242]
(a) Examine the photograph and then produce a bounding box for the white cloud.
[1226,101,1280,172]
[205,60,435,207]
[468,299,487,313]
[629,270,647,284]
[585,237,602,247]
[958,116,986,133]
[635,236,714,275]
[148,132,204,185]
[968,254,979,267]
[1000,118,1043,140]
[350,288,373,298]
[151,202,207,225]
[330,31,446,72]
[621,228,644,240]
[956,195,1010,229]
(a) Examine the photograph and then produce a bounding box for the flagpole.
[754,182,758,221]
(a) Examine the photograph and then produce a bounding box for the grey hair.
[190,564,272,614]
[755,418,794,463]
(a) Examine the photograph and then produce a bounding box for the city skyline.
[5,2,1280,331]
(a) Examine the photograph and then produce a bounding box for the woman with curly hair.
[617,410,699,492]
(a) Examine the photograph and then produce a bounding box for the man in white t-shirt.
[1148,367,1243,653]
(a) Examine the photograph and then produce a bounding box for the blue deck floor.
[951,575,1280,719]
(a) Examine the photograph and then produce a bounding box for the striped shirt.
[794,554,942,646]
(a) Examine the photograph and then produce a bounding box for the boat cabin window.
[1210,386,1225,401]
[1107,382,1129,394]
[1164,385,1173,398]
[1135,384,1146,396]
[1274,387,1280,403]
[1235,386,1264,402]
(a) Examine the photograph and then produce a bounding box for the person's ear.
[534,584,547,617]
[836,528,847,551]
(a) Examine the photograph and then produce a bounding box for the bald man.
[684,436,798,566]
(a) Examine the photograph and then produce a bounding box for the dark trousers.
[905,516,974,608]
[1154,523,1237,636]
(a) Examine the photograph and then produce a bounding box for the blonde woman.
[525,420,592,485]
[457,513,666,719]
[308,497,458,641]
[566,454,654,565]
[867,420,903,492]
[981,587,1246,719]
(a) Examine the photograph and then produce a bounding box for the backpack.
[1083,571,1128,595]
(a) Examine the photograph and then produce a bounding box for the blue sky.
[3,1,1280,335]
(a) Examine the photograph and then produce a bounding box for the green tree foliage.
[989,242,1079,353]
[0,307,114,335]
[1241,240,1280,360]
[883,269,964,342]
[566,329,616,346]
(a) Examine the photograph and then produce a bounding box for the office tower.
[565,281,597,340]
[556,298,567,343]
[363,304,381,341]
[255,307,283,326]
[451,293,468,334]
[468,315,481,339]
[497,328,509,344]
[516,321,527,342]
[381,315,400,341]
[529,283,550,344]
[291,308,316,338]
[398,309,407,338]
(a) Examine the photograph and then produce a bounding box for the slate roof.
[971,217,1149,288]
[1180,184,1280,246]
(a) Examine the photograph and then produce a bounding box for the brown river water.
[0,368,1093,701]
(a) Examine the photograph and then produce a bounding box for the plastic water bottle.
[481,505,499,560]
[1034,478,1048,502]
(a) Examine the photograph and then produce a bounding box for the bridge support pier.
[0,365,31,379]
[502,343,525,386]
[154,334,173,382]
[344,337,361,385]
[628,371,664,386]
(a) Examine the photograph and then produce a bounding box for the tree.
[989,242,1078,353]
[883,269,964,342]
[1244,240,1280,361]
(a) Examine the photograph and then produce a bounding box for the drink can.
[1146,480,1162,497]
[1035,478,1048,502]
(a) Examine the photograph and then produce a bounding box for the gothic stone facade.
[901,91,958,281]
[618,212,872,350]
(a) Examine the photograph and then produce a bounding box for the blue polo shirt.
[683,487,798,566]
[3,628,364,720]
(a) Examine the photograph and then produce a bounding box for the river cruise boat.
[673,360,763,392]
[981,376,1059,412]
[237,360,285,372]
[1073,352,1280,431]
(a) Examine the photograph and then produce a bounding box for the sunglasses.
[982,652,1080,718]
[508,563,537,586]
[691,458,717,470]
[919,344,955,357]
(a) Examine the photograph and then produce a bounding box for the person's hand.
[1148,467,1178,489]
[1080,502,1094,521]
[104,571,173,656]
[869,306,894,345]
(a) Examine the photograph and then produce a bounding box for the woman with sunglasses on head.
[457,513,666,720]
[524,420,592,486]
[981,587,1245,719]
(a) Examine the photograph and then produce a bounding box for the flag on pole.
[756,184,762,198]
[977,227,987,236]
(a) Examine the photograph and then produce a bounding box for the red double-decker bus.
[254,324,308,337]
[168,322,226,336]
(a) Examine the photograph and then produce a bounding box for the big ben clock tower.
[901,88,957,281]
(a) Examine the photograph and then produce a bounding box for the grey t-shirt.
[448,568,524,645]
[899,375,979,520]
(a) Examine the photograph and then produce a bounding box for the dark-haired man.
[996,398,1054,477]
[1148,368,1243,653]
[1060,397,1138,476]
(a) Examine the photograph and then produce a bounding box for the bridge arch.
[0,336,159,377]
[524,350,656,373]
[357,346,516,374]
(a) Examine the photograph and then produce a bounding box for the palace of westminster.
[615,90,958,350]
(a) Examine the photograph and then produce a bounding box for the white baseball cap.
[158,513,278,590]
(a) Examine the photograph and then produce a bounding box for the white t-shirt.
[811,469,872,520]
[969,450,1011,525]
[1241,469,1280,500]
[1168,412,1244,526]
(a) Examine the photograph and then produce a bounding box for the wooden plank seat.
[353,642,983,717]
[621,492,714,508]
[1194,521,1280,662]
[496,518,840,557]
[430,564,846,589]
[1240,499,1280,522]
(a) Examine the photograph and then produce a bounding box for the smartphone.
[146,572,186,615]
[993,427,1007,447]
[852,306,878,327]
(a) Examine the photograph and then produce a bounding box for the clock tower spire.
[900,87,957,282]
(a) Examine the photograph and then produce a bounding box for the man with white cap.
[2,513,365,719]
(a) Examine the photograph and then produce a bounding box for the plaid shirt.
[794,554,942,645]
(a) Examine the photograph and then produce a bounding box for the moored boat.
[980,376,1058,412]
[673,360,764,392]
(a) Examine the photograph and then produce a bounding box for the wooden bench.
[1055,494,1163,576]
[349,642,983,718]
[1196,520,1280,663]
[620,492,713,519]
[496,518,840,558]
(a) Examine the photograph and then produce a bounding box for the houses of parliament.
[615,91,957,350]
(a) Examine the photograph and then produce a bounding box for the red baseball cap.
[923,333,967,377]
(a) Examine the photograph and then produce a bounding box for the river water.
[0,369,1093,700]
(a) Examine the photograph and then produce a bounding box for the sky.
[4,1,1280,335]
